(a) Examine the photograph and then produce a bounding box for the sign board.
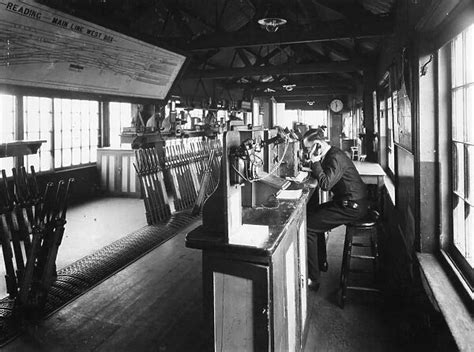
[0,0,186,100]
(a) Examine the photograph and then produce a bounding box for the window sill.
[383,174,396,205]
[416,253,474,352]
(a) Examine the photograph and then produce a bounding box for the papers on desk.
[258,172,291,190]
[276,189,303,200]
[228,224,270,247]
[285,171,309,184]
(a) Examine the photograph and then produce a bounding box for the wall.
[374,0,423,282]
[35,165,101,204]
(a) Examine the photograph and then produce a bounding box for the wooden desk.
[353,161,386,188]
[186,186,312,352]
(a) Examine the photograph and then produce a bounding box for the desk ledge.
[416,252,474,352]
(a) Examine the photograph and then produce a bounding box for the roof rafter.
[255,87,354,97]
[184,18,393,51]
[184,60,368,79]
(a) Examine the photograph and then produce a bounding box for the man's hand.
[309,143,323,162]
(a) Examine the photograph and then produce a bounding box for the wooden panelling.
[35,165,99,202]
[97,148,140,197]
[396,147,416,252]
[297,218,308,331]
[214,273,253,351]
[204,256,270,351]
[285,241,297,351]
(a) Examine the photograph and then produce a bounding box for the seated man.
[302,127,368,291]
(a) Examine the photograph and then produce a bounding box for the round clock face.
[330,99,343,113]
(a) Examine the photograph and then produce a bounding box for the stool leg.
[339,228,353,308]
[318,232,328,272]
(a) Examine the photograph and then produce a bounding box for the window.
[0,94,16,176]
[110,102,132,148]
[23,96,53,172]
[387,95,395,174]
[378,98,386,167]
[274,103,328,133]
[54,98,99,168]
[301,110,327,132]
[449,25,474,286]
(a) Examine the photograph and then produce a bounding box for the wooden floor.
[4,222,207,352]
[3,222,402,352]
[0,197,147,297]
[304,226,396,352]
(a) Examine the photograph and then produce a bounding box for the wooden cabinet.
[97,148,140,197]
[271,213,308,352]
[188,201,309,351]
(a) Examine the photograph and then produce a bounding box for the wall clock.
[329,99,344,113]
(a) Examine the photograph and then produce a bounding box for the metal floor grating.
[0,210,200,346]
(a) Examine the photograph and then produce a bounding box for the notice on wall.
[0,0,186,99]
[397,81,412,151]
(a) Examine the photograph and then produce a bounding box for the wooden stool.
[339,210,380,308]
[350,146,359,161]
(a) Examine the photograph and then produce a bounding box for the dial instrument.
[329,99,344,113]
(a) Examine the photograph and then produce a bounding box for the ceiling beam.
[236,48,253,67]
[184,19,392,51]
[275,96,335,102]
[223,77,354,90]
[284,101,330,110]
[312,0,374,20]
[255,87,353,97]
[184,60,367,79]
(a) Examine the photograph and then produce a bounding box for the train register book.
[185,130,314,352]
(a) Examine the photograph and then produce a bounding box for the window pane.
[110,102,132,148]
[467,145,474,203]
[40,153,51,171]
[62,129,72,149]
[90,128,98,147]
[452,89,464,141]
[62,148,72,167]
[453,197,466,255]
[53,98,99,168]
[81,110,90,131]
[81,131,89,146]
[72,128,81,148]
[467,85,474,143]
[452,33,464,87]
[453,142,465,197]
[62,107,72,132]
[24,97,53,172]
[0,158,14,176]
[26,154,39,173]
[0,94,16,143]
[81,148,90,164]
[448,24,474,285]
[467,25,474,84]
[55,149,62,169]
[466,205,474,267]
[72,147,81,165]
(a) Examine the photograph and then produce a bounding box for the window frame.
[23,96,54,172]
[0,87,106,174]
[53,98,100,169]
[438,26,474,294]
[448,28,474,289]
[0,94,17,175]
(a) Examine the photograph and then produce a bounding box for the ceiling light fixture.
[258,17,287,32]
[282,84,296,92]
[307,101,315,106]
